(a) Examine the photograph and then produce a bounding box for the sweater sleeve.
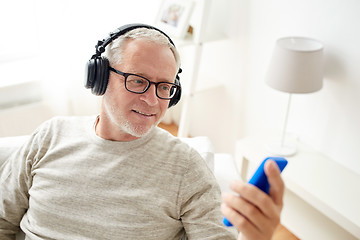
[179,148,236,240]
[0,127,45,240]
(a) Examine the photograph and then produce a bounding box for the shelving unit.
[156,0,212,138]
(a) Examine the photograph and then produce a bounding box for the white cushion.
[180,136,215,172]
[0,135,29,167]
[214,153,240,193]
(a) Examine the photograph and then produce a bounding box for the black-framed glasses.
[109,67,180,100]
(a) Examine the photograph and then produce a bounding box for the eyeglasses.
[109,67,180,100]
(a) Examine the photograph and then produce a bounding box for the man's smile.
[132,109,155,117]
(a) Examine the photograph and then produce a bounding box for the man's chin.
[122,122,156,139]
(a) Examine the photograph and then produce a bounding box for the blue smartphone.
[223,156,288,227]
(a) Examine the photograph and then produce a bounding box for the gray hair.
[104,28,181,70]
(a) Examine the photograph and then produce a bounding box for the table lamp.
[265,36,324,156]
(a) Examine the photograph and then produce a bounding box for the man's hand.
[221,160,285,240]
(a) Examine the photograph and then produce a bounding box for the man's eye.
[133,79,146,84]
[160,84,170,91]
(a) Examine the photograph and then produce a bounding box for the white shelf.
[235,136,360,239]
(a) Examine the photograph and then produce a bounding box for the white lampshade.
[266,37,324,93]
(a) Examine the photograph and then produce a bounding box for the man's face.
[100,39,178,141]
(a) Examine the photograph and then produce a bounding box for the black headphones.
[85,23,182,108]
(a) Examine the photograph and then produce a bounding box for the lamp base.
[266,142,297,157]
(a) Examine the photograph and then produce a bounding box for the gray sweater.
[0,116,235,240]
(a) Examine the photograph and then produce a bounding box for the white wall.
[231,0,360,175]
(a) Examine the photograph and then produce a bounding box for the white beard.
[121,117,156,138]
[104,100,161,138]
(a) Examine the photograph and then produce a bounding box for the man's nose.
[140,84,159,106]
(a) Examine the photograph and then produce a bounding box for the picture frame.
[155,0,194,39]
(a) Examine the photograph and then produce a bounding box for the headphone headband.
[93,23,176,58]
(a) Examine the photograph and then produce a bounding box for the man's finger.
[265,160,285,206]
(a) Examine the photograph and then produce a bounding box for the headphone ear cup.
[168,77,181,108]
[85,58,97,89]
[92,57,110,95]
